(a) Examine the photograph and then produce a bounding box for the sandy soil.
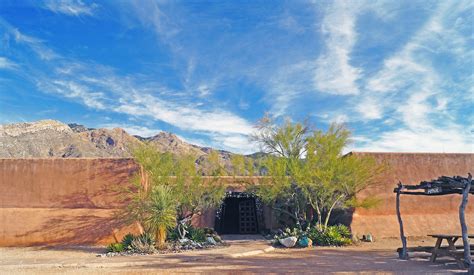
[0,237,468,274]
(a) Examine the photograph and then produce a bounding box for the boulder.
[298,236,313,248]
[279,236,297,248]
[207,236,217,245]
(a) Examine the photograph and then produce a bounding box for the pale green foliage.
[122,144,226,242]
[303,124,385,228]
[230,154,258,176]
[251,115,309,160]
[206,150,227,176]
[231,154,246,176]
[145,185,177,233]
[252,116,385,230]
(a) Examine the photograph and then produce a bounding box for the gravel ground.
[0,237,468,274]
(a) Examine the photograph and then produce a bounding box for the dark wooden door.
[238,199,257,234]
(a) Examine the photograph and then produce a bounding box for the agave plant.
[130,233,156,253]
[144,185,177,249]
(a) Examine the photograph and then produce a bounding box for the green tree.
[122,144,225,247]
[251,115,384,230]
[172,153,225,239]
[251,115,309,160]
[302,124,384,229]
[250,115,312,228]
[230,154,258,177]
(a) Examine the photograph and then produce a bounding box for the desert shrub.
[188,226,206,242]
[130,232,156,253]
[121,233,135,250]
[203,227,216,235]
[333,224,351,239]
[107,243,125,253]
[307,225,352,246]
[167,227,180,241]
[274,227,303,241]
[212,234,222,243]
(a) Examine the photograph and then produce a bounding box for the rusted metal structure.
[394,174,473,270]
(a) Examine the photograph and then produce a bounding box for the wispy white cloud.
[101,123,161,138]
[355,97,383,120]
[125,0,179,40]
[0,19,59,60]
[278,14,305,34]
[115,93,254,135]
[0,57,17,70]
[354,1,473,153]
[210,133,258,154]
[44,0,98,16]
[313,0,361,95]
[37,79,106,110]
[34,61,256,152]
[356,127,473,153]
[266,61,316,116]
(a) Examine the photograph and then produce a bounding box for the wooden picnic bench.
[428,234,474,268]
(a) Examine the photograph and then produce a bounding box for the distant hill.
[0,120,259,174]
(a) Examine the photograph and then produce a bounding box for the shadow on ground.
[121,249,466,274]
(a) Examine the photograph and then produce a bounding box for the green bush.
[167,227,180,241]
[121,233,135,250]
[203,227,216,235]
[274,227,303,241]
[188,226,206,242]
[107,243,125,253]
[130,232,156,253]
[307,225,352,246]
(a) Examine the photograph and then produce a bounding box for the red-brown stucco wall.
[0,158,139,246]
[0,153,473,246]
[350,153,474,239]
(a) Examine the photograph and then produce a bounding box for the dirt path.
[0,238,467,274]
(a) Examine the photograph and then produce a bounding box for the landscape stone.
[207,236,217,245]
[279,236,297,248]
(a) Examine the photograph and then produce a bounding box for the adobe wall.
[0,158,139,246]
[350,153,474,239]
[0,159,259,246]
[0,153,472,246]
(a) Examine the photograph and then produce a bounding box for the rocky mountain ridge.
[0,120,251,173]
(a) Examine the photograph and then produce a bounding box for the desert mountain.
[0,120,248,173]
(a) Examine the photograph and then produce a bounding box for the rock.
[212,235,222,243]
[279,236,297,248]
[179,238,190,244]
[207,236,217,245]
[298,236,312,248]
[363,234,374,242]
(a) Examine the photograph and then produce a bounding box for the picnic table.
[428,234,474,268]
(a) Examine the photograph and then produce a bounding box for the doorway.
[216,195,258,234]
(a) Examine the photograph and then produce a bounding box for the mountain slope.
[0,120,253,174]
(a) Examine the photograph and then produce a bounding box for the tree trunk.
[396,183,408,260]
[155,226,167,249]
[459,173,472,268]
[272,207,298,222]
[310,197,323,230]
[323,194,345,229]
[136,221,144,234]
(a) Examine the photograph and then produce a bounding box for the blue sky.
[0,0,472,154]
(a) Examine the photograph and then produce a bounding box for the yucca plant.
[144,185,177,249]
